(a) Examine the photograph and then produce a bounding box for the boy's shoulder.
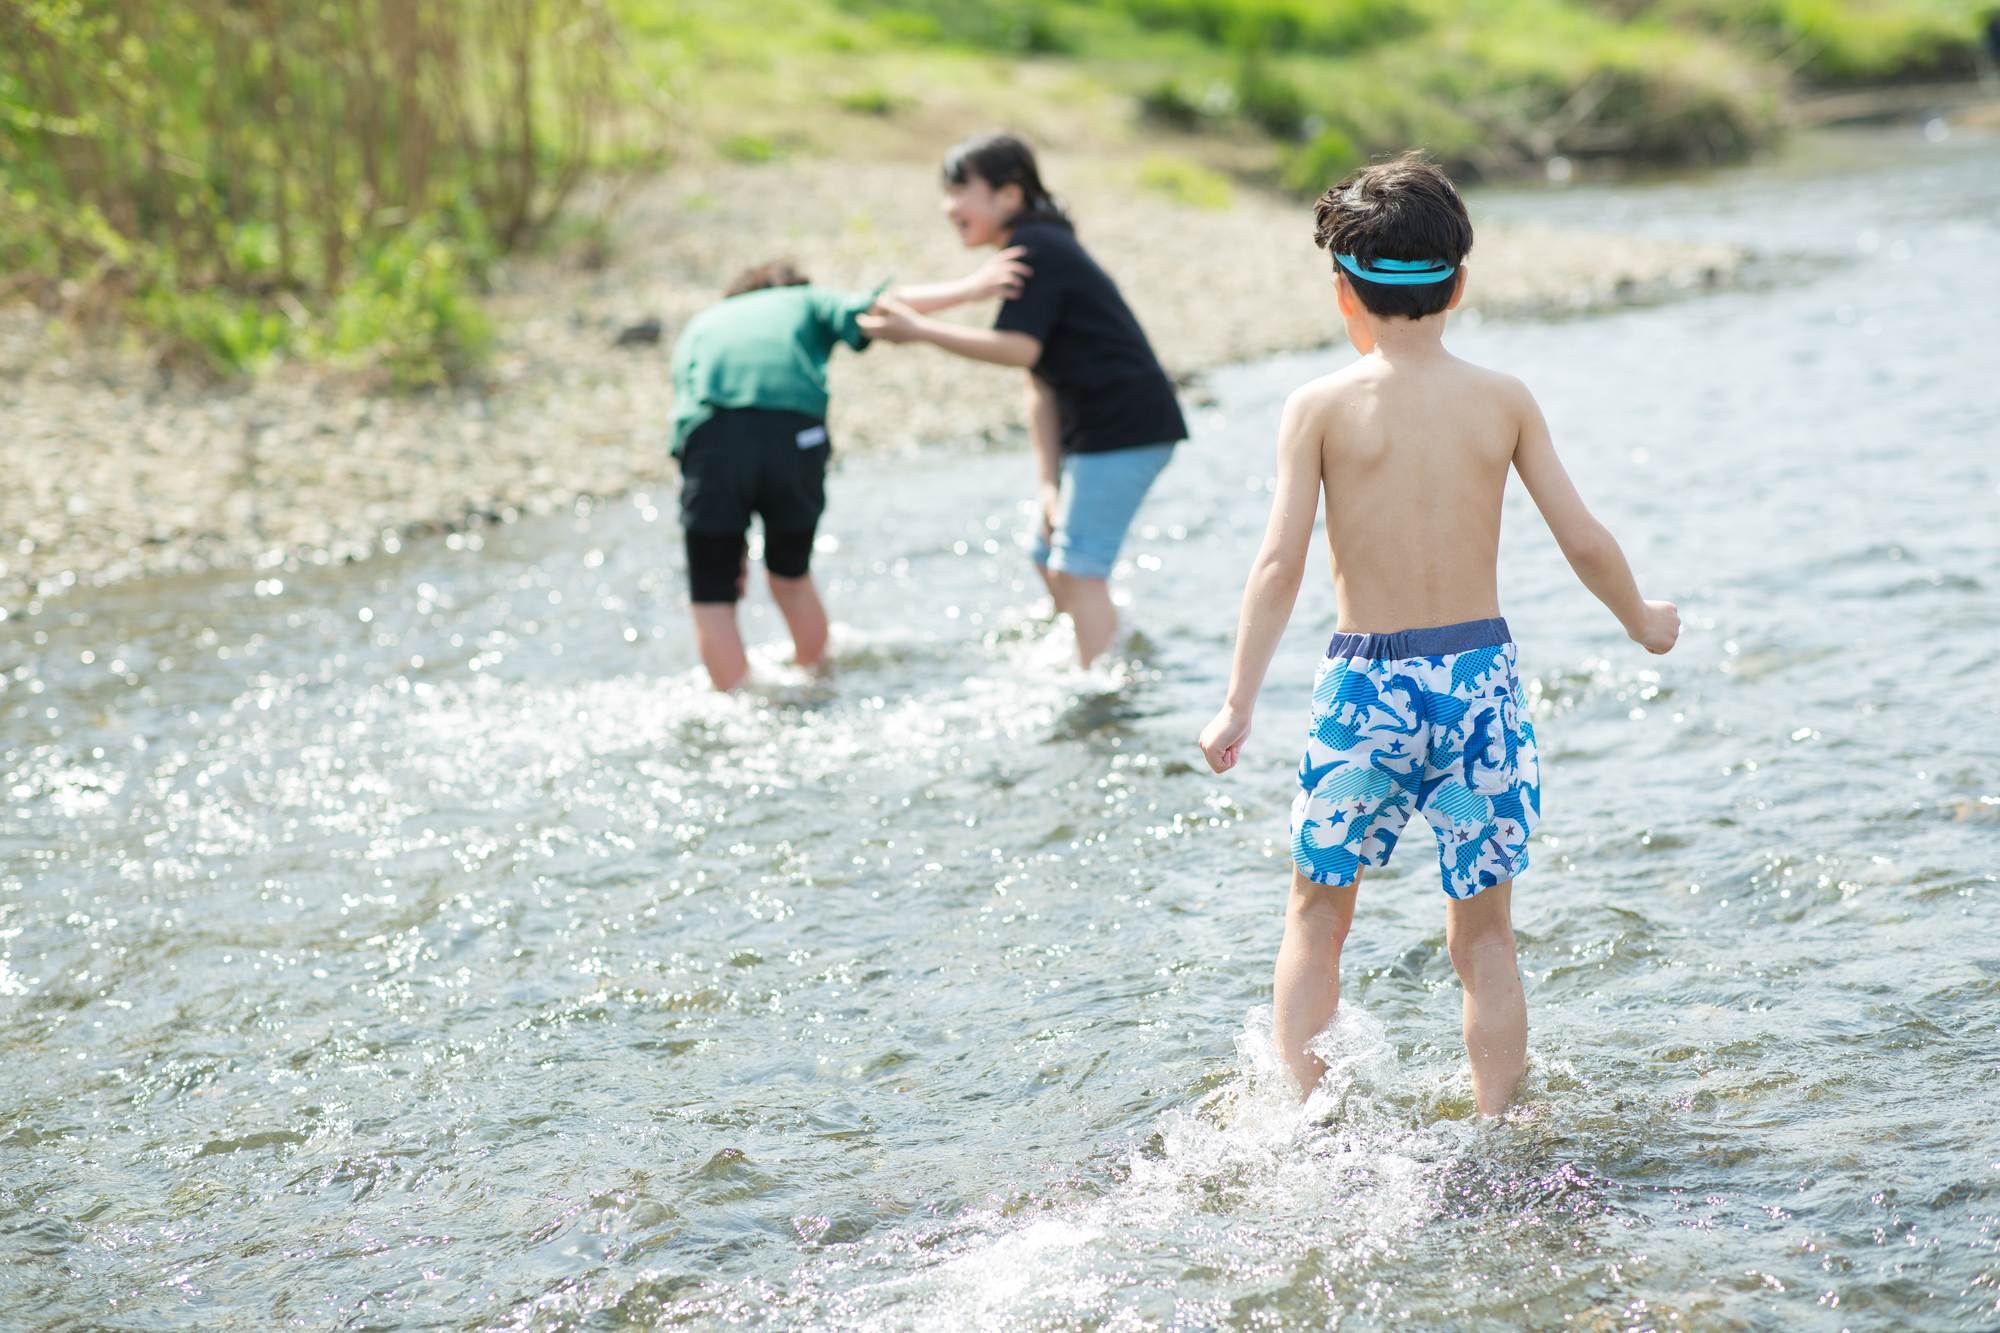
[1285,353,1531,417]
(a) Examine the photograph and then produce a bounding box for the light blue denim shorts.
[1030,442,1176,581]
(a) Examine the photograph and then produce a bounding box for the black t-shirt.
[994,220,1188,455]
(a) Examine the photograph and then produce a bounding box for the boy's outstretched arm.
[1508,385,1680,654]
[1199,393,1325,773]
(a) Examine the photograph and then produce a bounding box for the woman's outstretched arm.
[886,248,1030,314]
[858,299,1041,368]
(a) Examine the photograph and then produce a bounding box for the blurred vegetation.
[624,0,1987,194]
[0,0,638,384]
[1137,153,1234,207]
[0,0,1980,382]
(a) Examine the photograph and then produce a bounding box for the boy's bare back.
[1295,348,1532,635]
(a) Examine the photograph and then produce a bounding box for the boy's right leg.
[761,527,827,668]
[1274,867,1360,1099]
[1443,880,1527,1117]
[765,570,828,668]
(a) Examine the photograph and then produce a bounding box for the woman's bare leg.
[1444,880,1527,1116]
[1273,868,1360,1099]
[1047,570,1119,667]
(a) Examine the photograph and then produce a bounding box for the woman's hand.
[1199,705,1252,774]
[1038,480,1060,544]
[858,299,926,344]
[962,246,1030,302]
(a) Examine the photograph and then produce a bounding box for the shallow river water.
[5,133,1999,1332]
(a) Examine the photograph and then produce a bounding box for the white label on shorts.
[795,425,828,448]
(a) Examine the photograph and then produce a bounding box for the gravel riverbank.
[0,157,1742,613]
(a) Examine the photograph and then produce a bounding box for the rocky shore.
[0,156,1742,613]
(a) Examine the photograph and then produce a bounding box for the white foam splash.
[801,1005,1456,1331]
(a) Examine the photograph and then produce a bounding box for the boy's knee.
[1287,871,1357,935]
[1445,903,1517,977]
[766,569,814,594]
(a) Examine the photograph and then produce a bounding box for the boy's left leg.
[688,537,751,691]
[1443,880,1526,1116]
[1273,867,1360,1099]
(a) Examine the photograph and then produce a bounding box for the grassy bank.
[619,0,1989,191]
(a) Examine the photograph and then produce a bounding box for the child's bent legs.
[1274,868,1359,1098]
[1443,880,1526,1117]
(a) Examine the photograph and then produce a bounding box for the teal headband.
[1334,253,1456,286]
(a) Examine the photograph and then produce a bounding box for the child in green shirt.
[669,263,880,690]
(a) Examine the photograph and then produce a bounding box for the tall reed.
[0,0,627,382]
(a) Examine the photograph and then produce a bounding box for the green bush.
[136,225,491,387]
[1644,0,1982,83]
[721,133,782,162]
[1281,128,1363,196]
[1236,54,1306,136]
[837,0,1077,51]
[836,86,909,114]
[1117,0,1425,54]
[323,230,494,387]
[1137,154,1235,207]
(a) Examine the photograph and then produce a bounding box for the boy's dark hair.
[725,262,809,297]
[1312,152,1473,320]
[941,131,1073,232]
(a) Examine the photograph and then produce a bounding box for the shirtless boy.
[1197,154,1679,1116]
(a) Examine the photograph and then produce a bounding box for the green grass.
[1138,153,1235,207]
[617,0,1987,194]
[1641,0,1984,83]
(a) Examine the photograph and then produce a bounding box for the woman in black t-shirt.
[861,132,1187,668]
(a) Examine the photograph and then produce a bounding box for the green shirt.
[669,282,884,457]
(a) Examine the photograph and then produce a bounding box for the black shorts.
[679,407,830,603]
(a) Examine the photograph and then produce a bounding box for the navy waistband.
[1326,617,1512,661]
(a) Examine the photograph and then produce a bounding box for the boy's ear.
[1445,265,1469,311]
[1332,270,1358,319]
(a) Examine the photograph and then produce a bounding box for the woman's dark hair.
[1312,152,1473,320]
[725,262,809,297]
[941,131,1072,231]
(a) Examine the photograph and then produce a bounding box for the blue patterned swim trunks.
[1290,617,1539,899]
